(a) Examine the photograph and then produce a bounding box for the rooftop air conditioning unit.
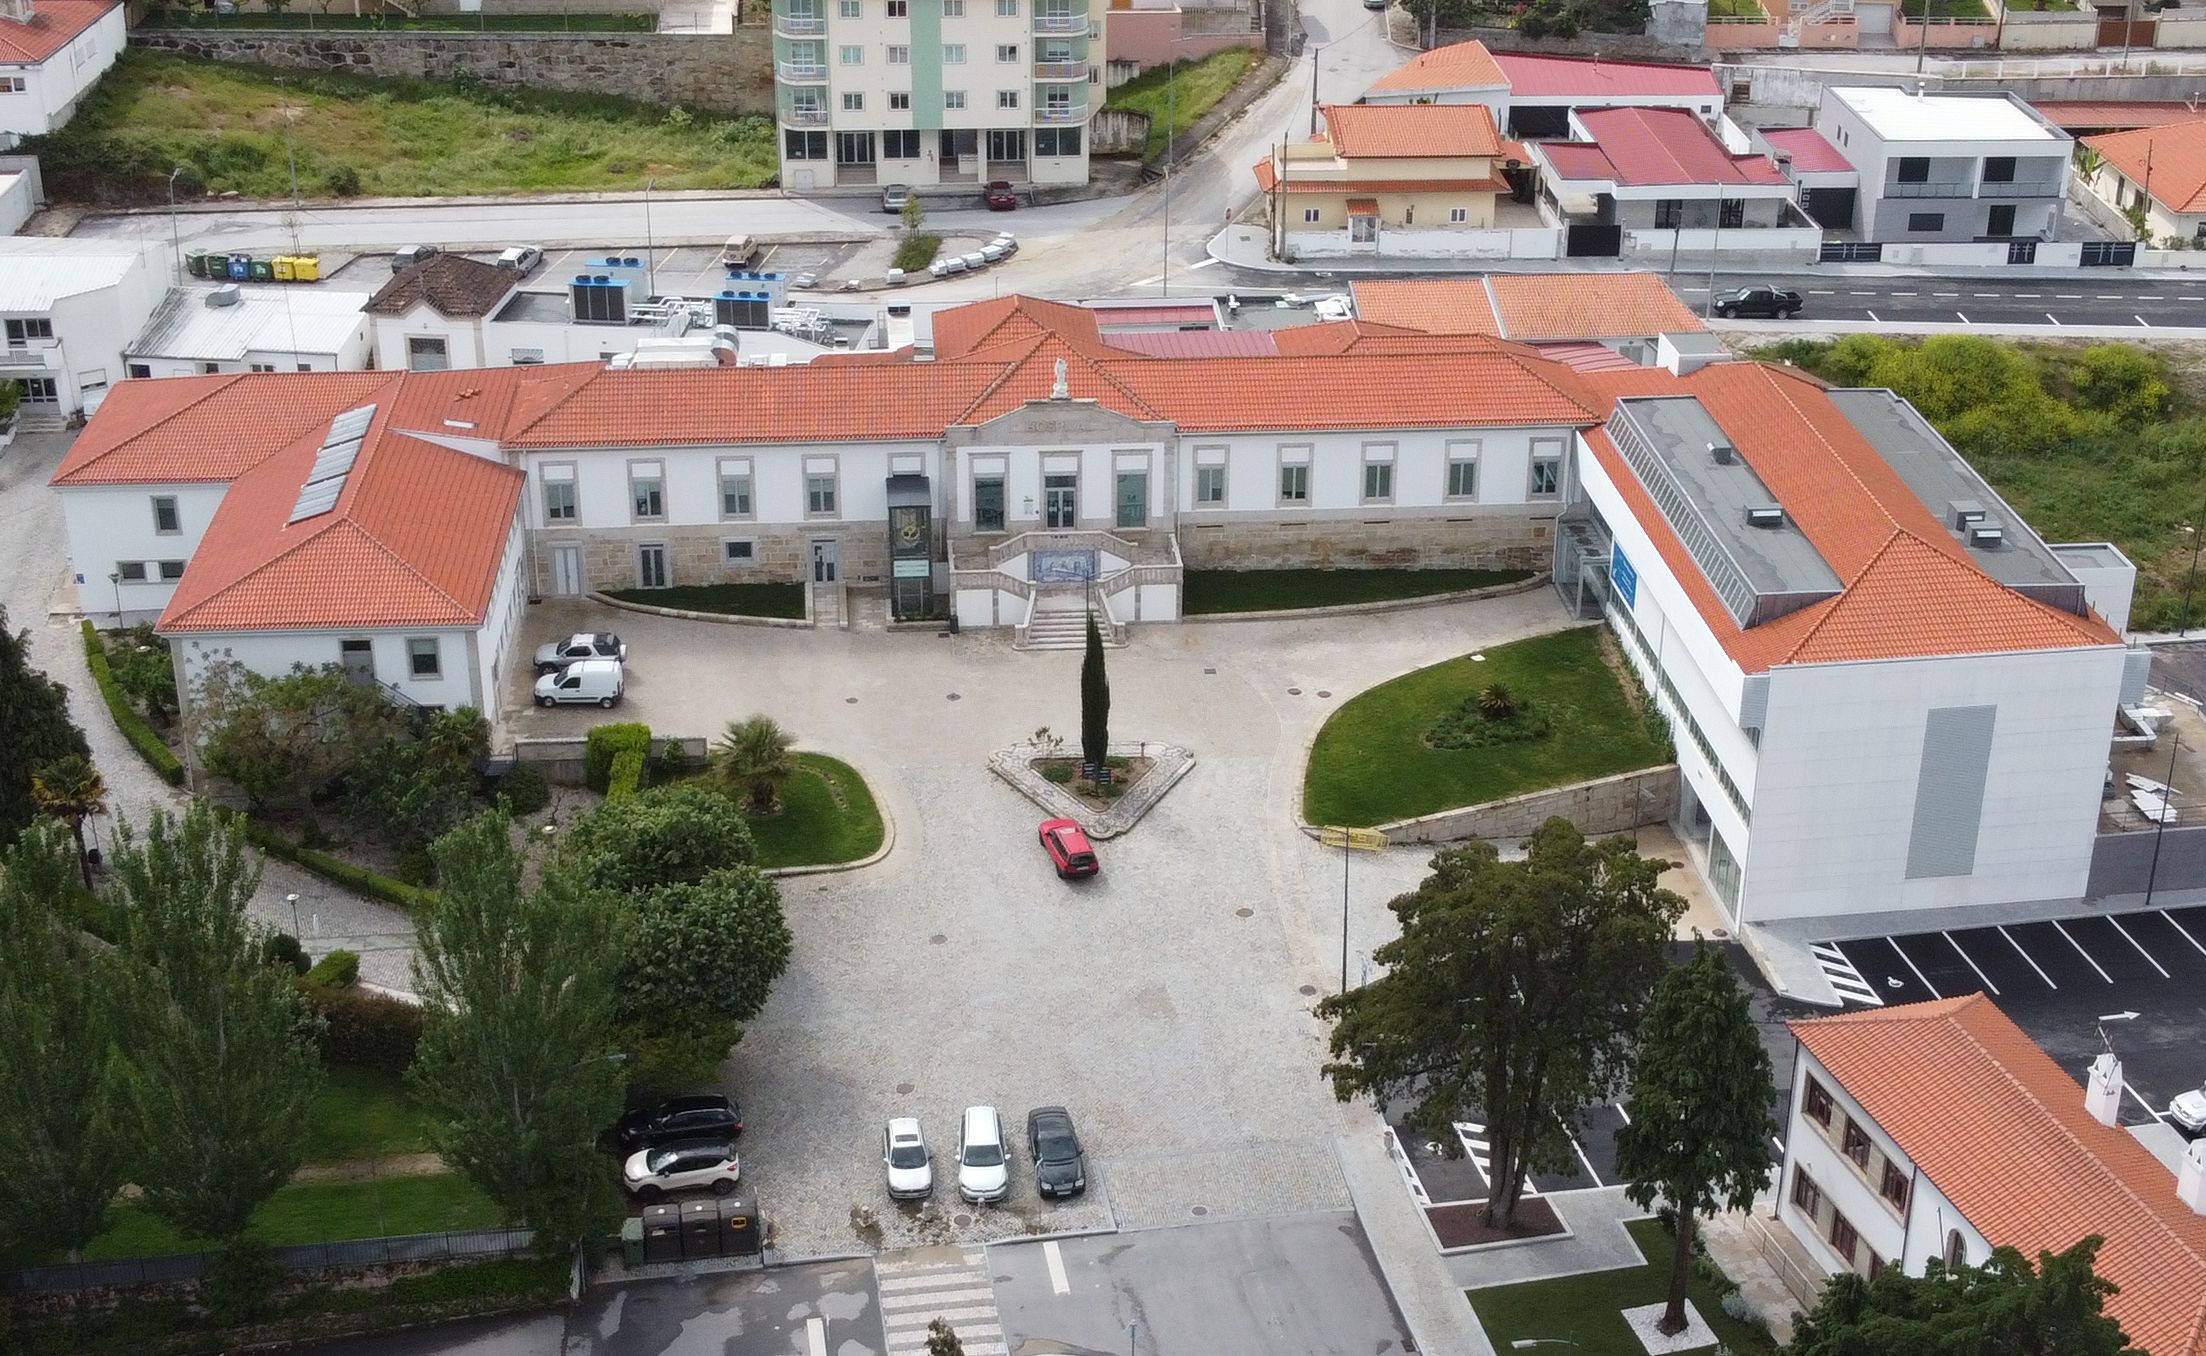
[1949,499,1986,529]
[207,284,242,308]
[1709,441,1737,465]
[1969,523,2004,547]
[1745,504,1786,528]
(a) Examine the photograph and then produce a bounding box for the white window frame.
[1361,442,1396,505]
[723,538,758,566]
[628,460,667,522]
[116,560,148,582]
[1192,446,1227,509]
[406,637,441,680]
[541,462,579,523]
[1277,444,1312,506]
[1528,437,1565,500]
[839,43,864,63]
[889,91,911,110]
[945,89,967,109]
[804,456,841,519]
[717,457,755,520]
[996,42,1019,61]
[997,89,1020,109]
[886,44,909,63]
[1449,206,1468,224]
[151,495,181,535]
[1302,207,1321,223]
[843,91,865,111]
[1444,440,1480,502]
[943,42,966,62]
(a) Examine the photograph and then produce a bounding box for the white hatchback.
[957,1105,1010,1204]
[621,1137,740,1201]
[884,1117,933,1201]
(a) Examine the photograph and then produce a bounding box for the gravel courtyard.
[509,591,1575,1256]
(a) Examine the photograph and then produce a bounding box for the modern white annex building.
[0,235,163,425]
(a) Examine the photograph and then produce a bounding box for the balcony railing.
[1883,180,1974,199]
[777,60,828,81]
[774,10,826,33]
[1033,58,1087,79]
[1033,11,1089,32]
[782,105,830,126]
[0,338,63,370]
[1035,101,1086,123]
[1980,179,2064,199]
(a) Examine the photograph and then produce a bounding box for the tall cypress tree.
[0,606,92,846]
[1080,613,1110,773]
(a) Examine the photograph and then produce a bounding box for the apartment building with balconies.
[773,0,1101,192]
[1810,86,2072,243]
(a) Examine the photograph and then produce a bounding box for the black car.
[616,1094,743,1153]
[1712,285,1803,320]
[1026,1106,1086,1199]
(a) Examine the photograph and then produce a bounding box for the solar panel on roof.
[305,435,364,486]
[289,479,342,522]
[288,402,378,524]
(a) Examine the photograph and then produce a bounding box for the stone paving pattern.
[986,739,1195,839]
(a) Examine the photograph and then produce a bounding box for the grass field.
[1468,1218,1777,1355]
[747,752,887,869]
[1182,567,1532,615]
[23,49,778,204]
[1103,49,1261,161]
[66,1174,503,1262]
[1900,0,1990,17]
[1302,626,1672,828]
[302,1068,437,1164]
[606,582,807,619]
[893,232,943,273]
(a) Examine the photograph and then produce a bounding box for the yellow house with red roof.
[1254,103,1526,258]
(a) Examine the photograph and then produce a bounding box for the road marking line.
[1933,291,1959,297]
[2108,915,2170,978]
[1956,311,1971,324]
[1851,290,1877,295]
[1128,274,1163,287]
[2136,315,2151,327]
[2097,294,2122,299]
[1809,289,1835,295]
[2014,292,2041,298]
[1186,257,1221,270]
[1973,292,2001,298]
[1891,290,1917,297]
[1561,1115,1604,1186]
[1044,1241,1070,1296]
[1889,937,1940,997]
[2046,313,2062,326]
[1615,1102,1632,1124]
[2161,909,2206,957]
[1942,931,2000,996]
[2139,294,2164,300]
[2056,293,2083,298]
[2124,1081,2168,1122]
[1865,309,1880,324]
[1998,925,2057,988]
[2052,919,2114,983]
[808,1318,828,1356]
[1770,1135,1786,1156]
[1811,942,1883,1005]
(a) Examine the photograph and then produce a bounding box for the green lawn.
[1707,0,1767,15]
[302,1067,437,1164]
[607,582,807,619]
[1302,626,1672,828]
[23,49,778,204]
[893,232,942,273]
[1103,49,1261,161]
[1183,567,1533,615]
[67,1174,504,1262]
[1900,0,1990,17]
[748,752,887,869]
[1469,1218,1777,1355]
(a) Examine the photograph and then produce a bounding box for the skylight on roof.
[288,403,376,525]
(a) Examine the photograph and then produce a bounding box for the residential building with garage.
[1772,995,2206,1355]
[1808,86,2073,244]
[1358,40,1722,140]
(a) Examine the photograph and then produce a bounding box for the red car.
[1038,818,1098,879]
[985,181,1019,211]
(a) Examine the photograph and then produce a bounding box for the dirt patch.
[1426,1196,1566,1249]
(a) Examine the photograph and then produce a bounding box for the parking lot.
[1818,907,2206,1125]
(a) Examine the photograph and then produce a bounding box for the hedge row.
[586,722,651,792]
[304,948,361,988]
[80,620,185,785]
[297,978,424,1075]
[606,748,647,803]
[239,816,441,913]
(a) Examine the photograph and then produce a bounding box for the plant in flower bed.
[1026,726,1147,806]
[1427,682,1553,749]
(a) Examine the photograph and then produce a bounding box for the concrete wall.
[1995,8,2098,50]
[513,733,708,785]
[1106,5,1261,70]
[1431,24,1703,60]
[132,27,775,116]
[1287,226,1562,258]
[1375,764,1680,844]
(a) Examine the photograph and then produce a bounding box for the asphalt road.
[1694,272,2206,331]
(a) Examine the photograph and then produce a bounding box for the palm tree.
[713,716,797,814]
[33,754,107,890]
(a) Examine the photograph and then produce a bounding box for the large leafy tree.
[0,824,132,1262]
[0,606,92,847]
[558,782,757,890]
[1317,819,1681,1228]
[108,803,322,1243]
[713,715,797,814]
[189,660,407,821]
[1080,613,1109,771]
[1785,1237,2143,1356]
[411,810,627,1249]
[620,868,792,1024]
[1615,945,1775,1335]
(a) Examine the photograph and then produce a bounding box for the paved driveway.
[505,591,1575,1257]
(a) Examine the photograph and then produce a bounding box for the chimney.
[0,0,32,24]
[2180,1138,2206,1215]
[2086,1053,2122,1129]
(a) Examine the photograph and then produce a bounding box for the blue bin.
[227,254,251,280]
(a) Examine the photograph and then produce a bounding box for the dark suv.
[616,1094,743,1153]
[1712,285,1803,319]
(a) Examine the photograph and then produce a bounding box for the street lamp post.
[643,177,659,298]
[2178,496,2204,636]
[2143,732,2182,908]
[1318,825,1386,994]
[108,571,122,623]
[1161,66,1175,298]
[286,891,301,938]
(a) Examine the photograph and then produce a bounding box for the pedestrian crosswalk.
[1812,941,1883,1006]
[874,1246,1006,1356]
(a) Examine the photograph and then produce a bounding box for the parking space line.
[1998,925,2057,988]
[2052,920,2114,983]
[1889,937,1940,998]
[1454,1122,1538,1196]
[1865,309,1881,324]
[1560,1115,1604,1187]
[808,1318,828,1356]
[1941,931,1999,996]
[1043,1241,1070,1295]
[2162,909,2206,957]
[2137,316,2151,328]
[1615,1102,1632,1124]
[2107,916,2171,979]
[2047,313,2062,326]
[1956,312,1971,325]
[1812,942,1883,1006]
[2124,1082,2168,1122]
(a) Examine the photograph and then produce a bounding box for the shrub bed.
[304,949,361,989]
[81,620,185,784]
[585,722,652,792]
[606,748,647,803]
[297,981,425,1076]
[241,816,440,913]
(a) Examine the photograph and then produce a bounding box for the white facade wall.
[8,251,165,417]
[57,481,229,623]
[1748,645,2125,922]
[529,439,944,532]
[1780,1051,1913,1278]
[1811,89,2071,243]
[0,4,127,143]
[172,626,486,712]
[371,306,485,372]
[1359,86,1509,114]
[469,511,530,724]
[954,438,1163,530]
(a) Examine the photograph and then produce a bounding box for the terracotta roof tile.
[2085,119,2206,214]
[1352,274,1703,341]
[2034,100,2206,132]
[1364,39,1507,95]
[363,254,519,319]
[1545,108,1790,187]
[52,372,405,485]
[1322,102,1504,158]
[1489,50,1721,99]
[1762,126,1854,174]
[0,0,116,63]
[1793,996,2206,1356]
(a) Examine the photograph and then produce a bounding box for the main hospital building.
[50,284,2149,936]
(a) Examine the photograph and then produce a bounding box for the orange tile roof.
[52,372,407,485]
[0,0,117,63]
[2085,119,2206,214]
[1364,39,1507,96]
[1578,363,2116,671]
[1322,102,1505,159]
[1345,197,1379,215]
[1351,274,1704,342]
[1792,996,2206,1356]
[929,293,1106,359]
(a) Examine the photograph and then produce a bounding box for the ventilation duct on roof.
[1948,499,1986,530]
[1745,504,1785,529]
[1969,523,2004,548]
[1708,441,1736,465]
[207,284,241,308]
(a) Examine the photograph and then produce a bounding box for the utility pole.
[2143,733,2182,908]
[2179,492,2203,636]
[1318,825,1386,994]
[643,177,659,297]
[1704,189,1724,316]
[166,167,184,279]
[1161,64,1175,297]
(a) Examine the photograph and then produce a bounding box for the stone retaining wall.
[1176,512,1553,573]
[513,733,707,785]
[1376,764,1679,844]
[133,27,774,115]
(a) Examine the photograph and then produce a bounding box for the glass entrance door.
[974,476,1006,532]
[1044,474,1077,528]
[1114,471,1147,529]
[637,543,668,589]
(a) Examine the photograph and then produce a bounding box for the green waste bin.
[249,258,275,282]
[619,1215,644,1268]
[184,249,211,279]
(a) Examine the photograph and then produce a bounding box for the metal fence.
[3,1227,536,1296]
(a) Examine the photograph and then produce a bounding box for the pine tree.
[1079,613,1110,773]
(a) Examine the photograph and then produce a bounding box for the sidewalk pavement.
[1700,1205,1803,1346]
[1335,1129,1498,1356]
[1445,1186,1650,1291]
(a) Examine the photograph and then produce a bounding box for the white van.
[534,658,625,709]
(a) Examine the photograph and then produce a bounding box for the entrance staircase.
[1018,590,1120,651]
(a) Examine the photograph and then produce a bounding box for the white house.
[1775,995,2206,1356]
[1810,86,2072,244]
[0,235,164,426]
[125,283,373,379]
[364,254,522,372]
[0,0,125,147]
[1560,361,2138,926]
[2082,118,2206,247]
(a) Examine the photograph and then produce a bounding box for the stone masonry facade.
[1378,765,1681,844]
[535,523,887,595]
[1176,511,1555,572]
[133,28,774,117]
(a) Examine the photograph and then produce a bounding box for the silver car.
[882,183,913,214]
[956,1105,1010,1204]
[533,631,627,673]
[2172,1086,2206,1136]
[621,1137,740,1201]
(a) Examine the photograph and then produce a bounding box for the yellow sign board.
[1317,825,1388,852]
